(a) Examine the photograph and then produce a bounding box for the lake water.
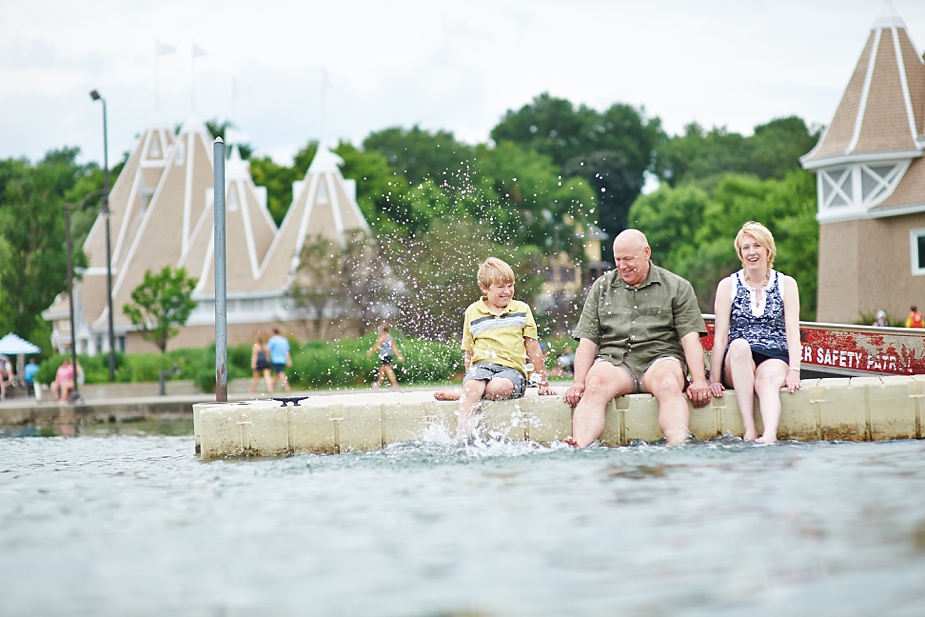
[1,422,924,616]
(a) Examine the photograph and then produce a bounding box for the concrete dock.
[194,375,925,458]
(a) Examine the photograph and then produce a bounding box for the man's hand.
[564,382,585,407]
[686,376,711,408]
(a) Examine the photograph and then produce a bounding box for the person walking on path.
[266,328,292,392]
[249,334,274,394]
[367,323,404,390]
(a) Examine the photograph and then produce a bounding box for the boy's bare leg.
[483,377,514,400]
[456,379,488,437]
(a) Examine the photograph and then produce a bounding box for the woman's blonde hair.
[734,221,776,268]
[477,257,515,288]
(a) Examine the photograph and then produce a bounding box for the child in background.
[434,257,556,437]
[367,323,403,390]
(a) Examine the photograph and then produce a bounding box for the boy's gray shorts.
[463,362,527,399]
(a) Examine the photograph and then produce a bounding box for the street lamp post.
[64,189,107,403]
[90,89,117,381]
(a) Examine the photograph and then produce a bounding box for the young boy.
[434,257,556,436]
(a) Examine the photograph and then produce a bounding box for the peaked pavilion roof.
[802,1,925,169]
[45,118,374,344]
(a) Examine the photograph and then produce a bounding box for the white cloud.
[1,0,923,166]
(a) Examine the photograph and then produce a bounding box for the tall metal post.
[213,137,228,402]
[90,89,117,380]
[62,189,105,403]
[64,203,80,402]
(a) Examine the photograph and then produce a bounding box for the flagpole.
[154,40,176,113]
[155,42,161,111]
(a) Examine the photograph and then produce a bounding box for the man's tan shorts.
[594,356,685,394]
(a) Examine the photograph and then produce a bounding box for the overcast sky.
[2,0,923,168]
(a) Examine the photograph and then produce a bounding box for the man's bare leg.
[569,362,634,447]
[642,360,690,446]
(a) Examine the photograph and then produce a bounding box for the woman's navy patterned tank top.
[728,270,787,352]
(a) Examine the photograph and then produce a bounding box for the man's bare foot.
[434,387,462,401]
[755,435,777,444]
[664,426,692,446]
[563,436,579,448]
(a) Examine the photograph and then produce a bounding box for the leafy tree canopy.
[122,266,198,353]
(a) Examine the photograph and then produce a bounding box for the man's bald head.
[613,229,649,254]
[612,229,651,287]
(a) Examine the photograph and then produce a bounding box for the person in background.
[23,357,40,397]
[872,310,888,327]
[0,356,12,400]
[249,334,273,394]
[367,323,404,390]
[266,328,292,392]
[905,306,923,328]
[708,222,802,444]
[51,358,75,403]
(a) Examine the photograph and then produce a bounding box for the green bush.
[34,332,464,392]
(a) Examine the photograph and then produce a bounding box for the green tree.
[0,149,84,347]
[336,142,416,234]
[491,94,664,258]
[249,141,318,226]
[628,170,818,318]
[362,125,475,188]
[655,116,820,188]
[122,266,198,353]
[288,234,348,339]
[380,218,548,340]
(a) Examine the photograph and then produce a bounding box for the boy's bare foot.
[433,387,463,401]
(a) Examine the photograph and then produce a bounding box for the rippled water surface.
[1,422,924,617]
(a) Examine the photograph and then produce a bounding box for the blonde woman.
[709,222,802,443]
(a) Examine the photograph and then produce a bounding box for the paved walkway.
[0,381,546,426]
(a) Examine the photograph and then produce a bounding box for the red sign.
[701,319,925,377]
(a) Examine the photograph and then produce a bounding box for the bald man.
[564,229,711,446]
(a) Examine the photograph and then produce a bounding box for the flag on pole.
[156,40,176,57]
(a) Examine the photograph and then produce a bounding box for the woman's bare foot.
[563,436,579,448]
[755,435,777,444]
[433,387,462,401]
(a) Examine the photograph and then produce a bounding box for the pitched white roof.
[802,2,925,169]
[47,126,376,340]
